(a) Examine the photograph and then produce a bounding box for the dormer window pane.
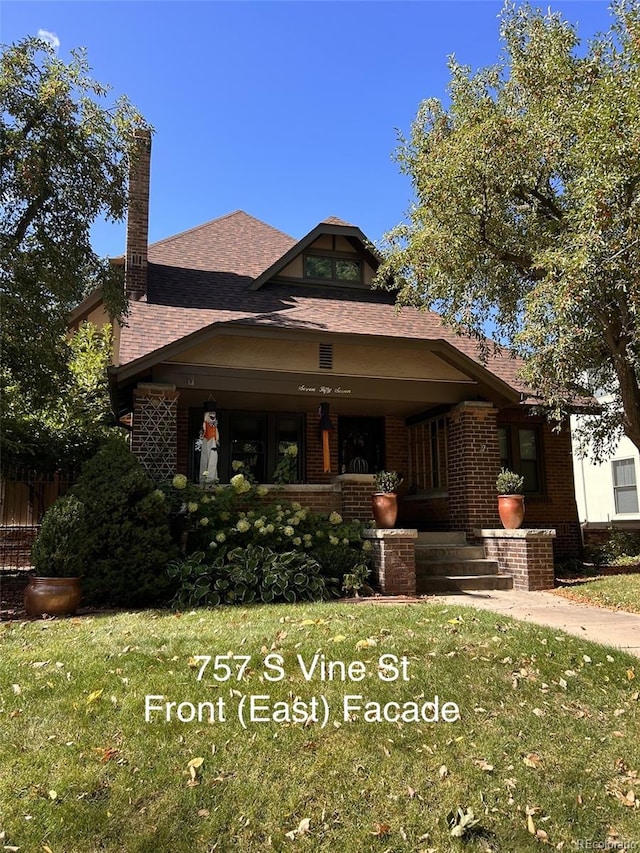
[336,259,361,281]
[305,256,332,279]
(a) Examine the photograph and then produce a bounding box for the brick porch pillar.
[447,402,501,536]
[131,383,179,480]
[362,529,418,595]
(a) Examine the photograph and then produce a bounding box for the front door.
[338,416,385,474]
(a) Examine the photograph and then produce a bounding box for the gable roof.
[248,219,380,291]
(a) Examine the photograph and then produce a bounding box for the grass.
[1,602,639,852]
[555,572,640,614]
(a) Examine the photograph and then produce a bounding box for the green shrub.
[66,438,177,606]
[599,527,640,564]
[310,540,371,595]
[31,495,86,577]
[167,545,329,608]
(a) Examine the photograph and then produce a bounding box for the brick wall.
[131,384,179,480]
[385,415,409,478]
[478,529,556,590]
[362,529,417,595]
[176,408,189,476]
[338,475,375,522]
[269,486,341,515]
[498,410,580,557]
[448,402,501,534]
[125,129,151,302]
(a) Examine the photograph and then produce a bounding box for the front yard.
[555,571,640,615]
[1,602,638,852]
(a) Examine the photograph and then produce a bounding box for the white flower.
[291,501,302,512]
[153,489,165,500]
[285,444,298,457]
[230,473,246,490]
[362,541,372,552]
[216,532,226,543]
[187,502,199,513]
[236,519,251,533]
[172,474,187,490]
[329,512,343,525]
[266,524,275,533]
[342,538,349,545]
[201,495,210,504]
[232,460,244,471]
[199,517,210,526]
[329,536,339,545]
[293,537,302,546]
[257,485,269,497]
[284,526,295,537]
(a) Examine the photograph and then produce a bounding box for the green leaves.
[378,2,640,458]
[1,37,143,443]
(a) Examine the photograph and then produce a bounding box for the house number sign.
[298,385,352,395]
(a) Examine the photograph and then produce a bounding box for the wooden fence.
[0,468,77,570]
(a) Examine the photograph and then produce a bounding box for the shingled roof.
[116,210,531,399]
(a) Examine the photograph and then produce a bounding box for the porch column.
[447,401,501,536]
[131,383,179,480]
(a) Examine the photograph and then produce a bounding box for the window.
[304,254,362,283]
[189,410,304,484]
[612,458,639,514]
[498,425,542,494]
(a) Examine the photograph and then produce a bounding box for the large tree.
[377,1,640,459]
[0,37,146,450]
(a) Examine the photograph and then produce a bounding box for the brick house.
[72,131,581,563]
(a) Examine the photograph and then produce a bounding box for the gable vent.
[319,343,333,370]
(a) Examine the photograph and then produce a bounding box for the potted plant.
[372,470,403,529]
[26,495,85,617]
[496,468,525,529]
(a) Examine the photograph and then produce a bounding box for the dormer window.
[304,254,362,283]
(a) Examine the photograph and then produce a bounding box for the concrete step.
[418,574,514,594]
[416,558,500,578]
[415,531,468,545]
[416,544,486,561]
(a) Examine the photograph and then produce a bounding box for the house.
[71,131,581,565]
[572,402,640,548]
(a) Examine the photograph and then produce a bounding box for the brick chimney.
[125,128,151,301]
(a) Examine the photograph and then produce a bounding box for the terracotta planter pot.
[498,494,525,530]
[24,576,82,617]
[372,492,398,529]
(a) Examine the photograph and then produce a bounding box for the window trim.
[498,424,544,496]
[612,457,639,515]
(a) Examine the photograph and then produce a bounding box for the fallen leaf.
[371,822,390,837]
[12,684,21,695]
[523,753,542,768]
[439,765,449,779]
[187,756,204,769]
[197,809,210,817]
[627,668,636,681]
[527,813,536,835]
[86,689,103,705]
[48,790,57,800]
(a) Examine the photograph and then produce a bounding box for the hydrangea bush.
[159,470,372,605]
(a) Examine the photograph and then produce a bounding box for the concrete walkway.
[432,589,640,658]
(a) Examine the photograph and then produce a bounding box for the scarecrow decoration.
[318,402,334,473]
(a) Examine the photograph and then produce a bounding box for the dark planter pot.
[24,576,82,617]
[498,494,525,530]
[372,492,398,529]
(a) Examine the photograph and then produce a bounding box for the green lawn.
[1,602,638,852]
[555,572,640,614]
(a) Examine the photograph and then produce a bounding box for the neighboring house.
[572,408,640,546]
[71,132,581,557]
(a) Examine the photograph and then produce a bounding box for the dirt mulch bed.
[0,572,29,620]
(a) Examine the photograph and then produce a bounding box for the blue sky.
[3,1,615,258]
